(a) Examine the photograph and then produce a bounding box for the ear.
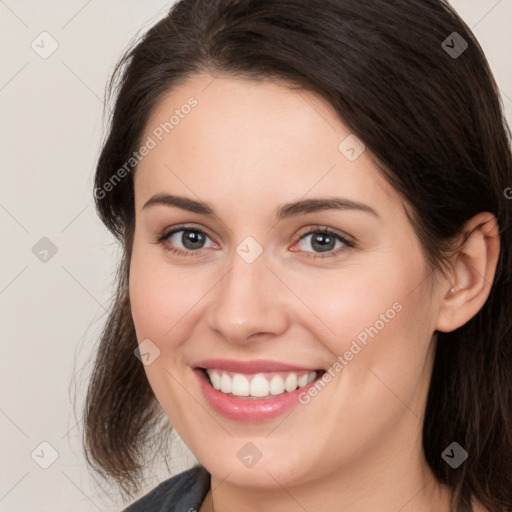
[435,212,501,333]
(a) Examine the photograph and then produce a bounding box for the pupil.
[312,233,334,252]
[183,230,204,249]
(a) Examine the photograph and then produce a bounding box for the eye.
[292,226,355,259]
[155,224,356,259]
[156,225,218,256]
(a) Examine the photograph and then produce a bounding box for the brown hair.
[83,1,512,509]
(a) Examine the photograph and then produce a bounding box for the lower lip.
[194,368,324,422]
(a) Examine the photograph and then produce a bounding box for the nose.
[206,248,289,346]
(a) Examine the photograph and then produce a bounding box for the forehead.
[135,73,400,213]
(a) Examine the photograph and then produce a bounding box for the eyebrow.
[142,193,380,220]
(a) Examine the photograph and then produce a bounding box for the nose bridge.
[208,245,288,344]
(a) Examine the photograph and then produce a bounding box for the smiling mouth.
[199,368,326,399]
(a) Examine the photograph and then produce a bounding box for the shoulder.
[121,464,210,512]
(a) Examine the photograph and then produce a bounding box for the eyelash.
[154,223,356,259]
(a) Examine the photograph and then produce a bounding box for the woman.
[83,1,512,511]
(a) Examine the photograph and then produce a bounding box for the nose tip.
[206,256,289,346]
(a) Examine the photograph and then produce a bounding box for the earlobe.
[435,212,500,333]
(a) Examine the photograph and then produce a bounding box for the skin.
[128,73,500,512]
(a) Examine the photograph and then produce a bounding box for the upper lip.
[194,359,323,373]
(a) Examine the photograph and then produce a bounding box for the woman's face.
[129,73,445,489]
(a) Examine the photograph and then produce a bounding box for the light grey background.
[1,1,511,510]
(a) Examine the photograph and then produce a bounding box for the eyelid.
[295,224,356,245]
[157,223,216,243]
[155,223,357,257]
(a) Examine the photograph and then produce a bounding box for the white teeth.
[250,375,269,397]
[205,369,318,398]
[297,374,309,387]
[231,373,250,397]
[269,375,285,395]
[220,373,232,394]
[209,370,222,390]
[284,373,297,392]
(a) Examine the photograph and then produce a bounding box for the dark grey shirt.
[121,465,211,512]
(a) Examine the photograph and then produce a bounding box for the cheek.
[129,249,202,343]
[290,267,412,357]
[129,243,429,359]
[128,250,203,421]
[298,249,433,392]
[311,263,434,424]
